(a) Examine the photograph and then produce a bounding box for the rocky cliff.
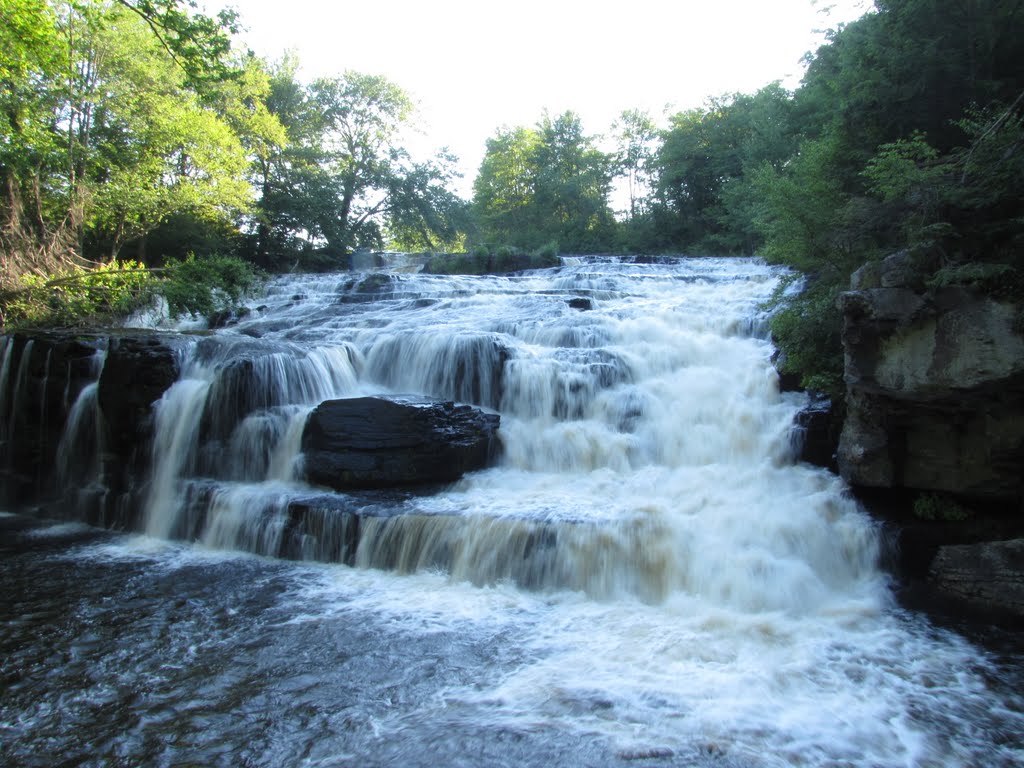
[836,252,1024,621]
[838,254,1024,503]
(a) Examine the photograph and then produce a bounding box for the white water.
[40,257,1024,764]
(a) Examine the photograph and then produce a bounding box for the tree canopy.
[473,111,615,253]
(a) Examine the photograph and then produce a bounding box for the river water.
[1,256,1022,767]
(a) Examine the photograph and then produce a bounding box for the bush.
[531,241,560,267]
[2,260,153,328]
[424,252,486,275]
[154,253,264,318]
[913,492,971,522]
[769,281,845,397]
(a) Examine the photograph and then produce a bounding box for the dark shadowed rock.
[98,335,181,457]
[0,332,106,505]
[929,538,1024,620]
[568,297,593,311]
[302,396,500,490]
[793,395,840,470]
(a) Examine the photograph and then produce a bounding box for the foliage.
[610,109,658,220]
[473,112,615,253]
[0,253,262,327]
[422,244,559,275]
[769,281,845,398]
[2,260,153,327]
[745,0,1023,396]
[113,0,241,90]
[913,493,972,522]
[0,0,251,292]
[154,253,263,317]
[246,65,465,267]
[653,84,798,254]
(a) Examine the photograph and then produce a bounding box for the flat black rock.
[301,396,500,490]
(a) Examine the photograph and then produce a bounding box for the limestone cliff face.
[837,256,1024,503]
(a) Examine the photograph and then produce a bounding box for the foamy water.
[2,257,1022,766]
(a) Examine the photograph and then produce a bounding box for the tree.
[249,68,463,266]
[71,4,251,258]
[610,109,658,220]
[0,0,72,286]
[472,111,615,252]
[472,125,543,246]
[652,84,798,254]
[533,111,615,251]
[0,0,250,286]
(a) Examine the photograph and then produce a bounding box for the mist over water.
[2,257,1023,766]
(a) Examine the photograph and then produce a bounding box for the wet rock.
[0,332,106,505]
[207,306,251,329]
[568,297,593,311]
[338,273,398,303]
[837,284,1024,502]
[771,348,803,393]
[98,335,181,458]
[929,539,1024,620]
[793,395,840,470]
[302,396,500,490]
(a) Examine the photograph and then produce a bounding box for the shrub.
[2,260,153,328]
[154,253,264,318]
[913,493,971,522]
[769,281,845,397]
[531,241,560,267]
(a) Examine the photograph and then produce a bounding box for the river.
[1,256,1022,766]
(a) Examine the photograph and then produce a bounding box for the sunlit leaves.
[473,112,614,252]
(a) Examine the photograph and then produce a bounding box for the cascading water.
[1,256,1022,767]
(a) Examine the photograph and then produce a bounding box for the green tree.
[0,0,72,285]
[0,0,248,287]
[611,109,658,220]
[73,4,251,258]
[472,125,543,246]
[473,111,615,252]
[654,84,798,254]
[533,111,615,251]
[249,68,463,266]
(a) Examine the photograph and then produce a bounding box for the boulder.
[928,538,1024,620]
[837,285,1024,502]
[302,396,500,490]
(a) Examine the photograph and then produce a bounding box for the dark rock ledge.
[301,396,500,491]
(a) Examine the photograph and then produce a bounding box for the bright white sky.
[218,0,873,196]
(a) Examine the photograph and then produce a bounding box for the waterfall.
[5,258,1023,768]
[20,257,879,608]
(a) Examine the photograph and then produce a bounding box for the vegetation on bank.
[2,0,1022,379]
[0,254,262,328]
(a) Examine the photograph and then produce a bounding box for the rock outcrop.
[302,396,500,490]
[837,254,1024,503]
[0,331,182,520]
[793,395,841,471]
[928,538,1024,620]
[98,335,181,458]
[0,332,105,505]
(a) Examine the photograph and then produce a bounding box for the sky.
[217,0,873,196]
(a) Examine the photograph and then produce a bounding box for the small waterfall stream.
[1,256,1022,766]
